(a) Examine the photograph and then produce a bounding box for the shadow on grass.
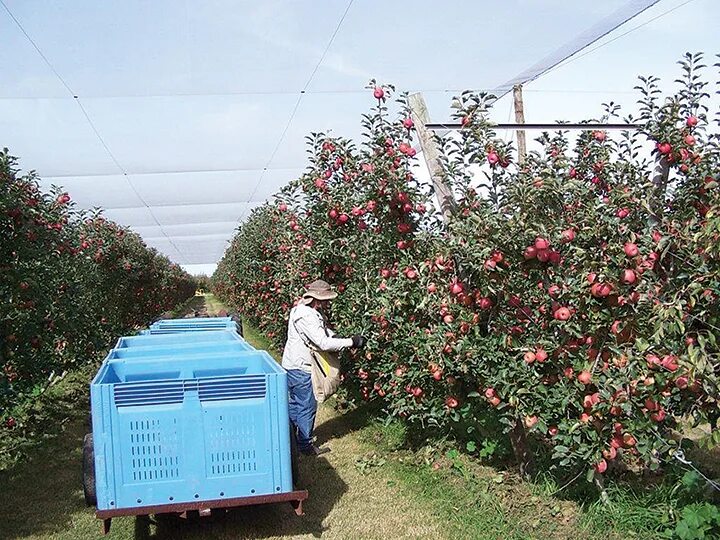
[314,403,375,447]
[0,414,90,539]
[132,454,347,539]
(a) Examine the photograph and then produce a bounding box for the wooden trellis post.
[513,84,527,164]
[408,92,455,222]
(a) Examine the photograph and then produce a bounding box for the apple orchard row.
[215,56,719,476]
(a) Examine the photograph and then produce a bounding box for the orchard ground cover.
[213,53,720,533]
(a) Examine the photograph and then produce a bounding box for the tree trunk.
[509,416,536,478]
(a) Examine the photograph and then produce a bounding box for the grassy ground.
[0,295,707,539]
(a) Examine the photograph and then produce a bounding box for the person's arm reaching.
[295,312,353,352]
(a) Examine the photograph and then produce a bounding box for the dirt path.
[0,296,445,540]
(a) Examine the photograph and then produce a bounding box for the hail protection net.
[2,0,702,269]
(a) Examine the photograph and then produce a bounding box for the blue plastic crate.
[147,318,238,334]
[114,330,241,349]
[107,341,253,361]
[90,349,292,512]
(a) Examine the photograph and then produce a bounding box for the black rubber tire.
[290,424,300,488]
[82,433,97,507]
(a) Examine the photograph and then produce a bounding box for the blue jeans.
[287,369,317,452]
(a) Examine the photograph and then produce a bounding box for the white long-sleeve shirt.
[281,304,353,372]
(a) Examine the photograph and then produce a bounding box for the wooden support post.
[408,92,455,222]
[513,85,527,164]
[651,156,670,222]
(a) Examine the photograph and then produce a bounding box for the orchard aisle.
[200,294,447,539]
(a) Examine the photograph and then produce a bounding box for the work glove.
[351,335,367,349]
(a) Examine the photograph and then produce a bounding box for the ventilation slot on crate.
[128,418,181,482]
[198,375,266,402]
[205,412,260,477]
[114,381,184,407]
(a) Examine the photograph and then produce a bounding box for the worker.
[282,279,366,456]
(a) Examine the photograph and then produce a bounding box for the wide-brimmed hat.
[301,279,338,304]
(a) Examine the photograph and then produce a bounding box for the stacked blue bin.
[139,317,238,335]
[89,319,294,515]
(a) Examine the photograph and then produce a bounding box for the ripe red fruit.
[314,178,326,189]
[621,269,637,285]
[651,409,666,422]
[524,415,538,428]
[578,371,592,385]
[5,417,16,428]
[561,229,576,242]
[553,307,571,321]
[548,285,561,297]
[478,297,493,310]
[487,152,499,165]
[484,259,496,271]
[623,433,637,447]
[366,200,377,212]
[534,237,550,250]
[548,426,559,437]
[373,86,384,99]
[657,142,672,155]
[624,242,639,257]
[427,283,437,293]
[594,459,608,474]
[404,268,417,280]
[397,222,412,234]
[580,413,591,423]
[684,134,696,146]
[661,355,679,372]
[445,396,459,408]
[450,281,464,295]
[402,117,414,129]
[616,208,630,219]
[536,249,550,263]
[535,348,548,363]
[524,351,536,364]
[603,446,617,460]
[278,202,288,212]
[433,370,443,381]
[443,314,454,324]
[412,386,423,397]
[686,115,698,127]
[524,246,537,259]
[563,366,574,379]
[675,376,689,389]
[491,251,504,263]
[593,130,606,142]
[396,240,409,250]
[484,388,496,399]
[488,396,501,407]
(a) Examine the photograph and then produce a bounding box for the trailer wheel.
[82,433,97,507]
[290,425,300,487]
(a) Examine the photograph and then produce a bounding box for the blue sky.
[1,0,717,275]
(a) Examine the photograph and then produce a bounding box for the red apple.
[594,459,608,474]
[373,86,384,99]
[578,371,592,385]
[534,237,550,250]
[624,242,639,257]
[561,229,576,242]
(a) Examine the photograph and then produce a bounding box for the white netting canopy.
[1,0,715,272]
